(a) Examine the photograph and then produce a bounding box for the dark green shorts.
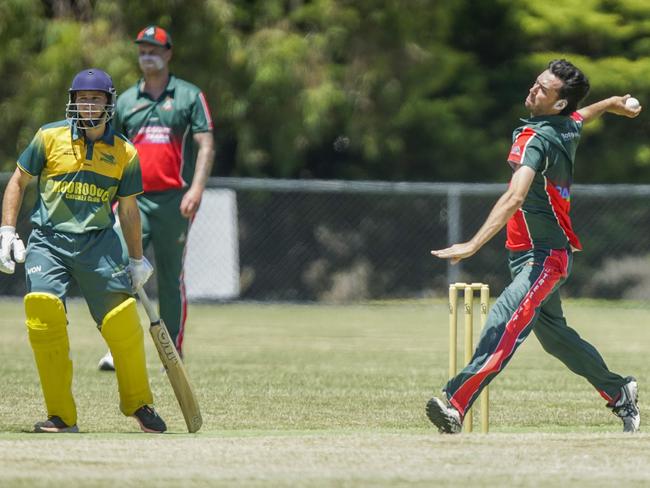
[25,227,132,324]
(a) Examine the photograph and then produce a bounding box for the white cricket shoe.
[98,350,115,372]
[610,377,640,433]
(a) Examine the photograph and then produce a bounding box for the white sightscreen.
[185,189,240,300]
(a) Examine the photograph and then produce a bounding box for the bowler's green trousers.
[445,247,628,417]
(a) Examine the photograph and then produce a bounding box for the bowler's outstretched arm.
[431,165,536,264]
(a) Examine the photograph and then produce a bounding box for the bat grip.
[136,287,160,323]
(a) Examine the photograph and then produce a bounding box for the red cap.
[135,25,172,49]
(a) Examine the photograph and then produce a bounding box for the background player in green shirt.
[99,25,215,370]
[427,59,642,433]
[0,68,166,433]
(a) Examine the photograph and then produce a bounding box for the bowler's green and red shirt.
[505,112,583,251]
[115,75,213,193]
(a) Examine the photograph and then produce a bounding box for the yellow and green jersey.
[17,120,142,233]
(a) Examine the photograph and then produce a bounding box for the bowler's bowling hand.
[431,242,477,265]
[610,95,642,118]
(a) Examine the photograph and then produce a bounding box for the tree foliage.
[1,0,650,182]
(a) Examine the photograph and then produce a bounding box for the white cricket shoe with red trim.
[610,377,640,433]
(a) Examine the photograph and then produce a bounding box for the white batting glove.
[0,226,26,274]
[128,256,153,291]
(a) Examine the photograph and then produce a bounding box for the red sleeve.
[570,111,583,122]
[507,127,544,171]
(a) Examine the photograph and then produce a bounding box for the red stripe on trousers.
[174,214,194,355]
[450,249,569,416]
[599,389,617,405]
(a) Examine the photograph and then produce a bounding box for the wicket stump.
[448,282,490,433]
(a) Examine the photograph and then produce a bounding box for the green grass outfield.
[1,297,649,486]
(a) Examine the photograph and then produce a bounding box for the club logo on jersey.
[50,180,112,203]
[139,126,171,144]
[99,152,115,164]
[161,96,174,111]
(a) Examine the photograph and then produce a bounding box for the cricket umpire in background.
[427,59,642,433]
[99,25,215,370]
[0,68,166,433]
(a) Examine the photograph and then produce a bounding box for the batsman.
[0,68,166,433]
[427,59,642,433]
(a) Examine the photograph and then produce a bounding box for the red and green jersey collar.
[136,74,178,100]
[519,112,583,125]
[520,114,570,124]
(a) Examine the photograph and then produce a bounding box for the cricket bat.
[137,287,202,433]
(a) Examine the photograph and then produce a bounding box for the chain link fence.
[1,176,650,302]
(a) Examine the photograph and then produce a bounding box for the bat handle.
[136,287,160,323]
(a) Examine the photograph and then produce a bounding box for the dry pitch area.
[2,432,650,487]
[0,298,649,486]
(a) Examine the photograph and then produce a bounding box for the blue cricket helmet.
[70,68,115,94]
[66,68,117,127]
